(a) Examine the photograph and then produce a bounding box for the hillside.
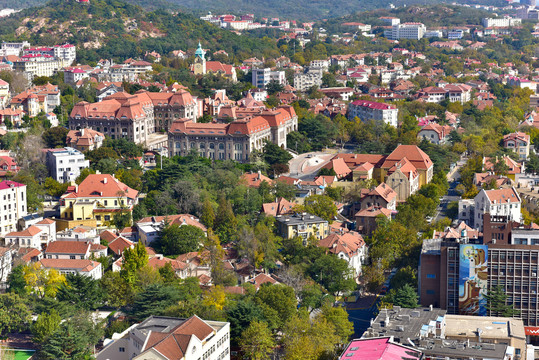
[0,0,279,63]
[319,4,494,34]
[1,0,507,21]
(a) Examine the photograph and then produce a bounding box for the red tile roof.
[63,174,138,200]
[108,236,134,256]
[6,225,42,237]
[40,258,100,272]
[45,241,90,255]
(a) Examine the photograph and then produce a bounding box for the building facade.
[347,100,398,127]
[0,180,27,237]
[385,23,426,40]
[45,147,90,184]
[252,68,286,88]
[275,213,329,241]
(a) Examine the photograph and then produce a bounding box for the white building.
[503,132,530,161]
[424,30,443,38]
[13,57,67,78]
[347,100,398,127]
[444,84,472,104]
[310,59,330,71]
[64,68,89,84]
[39,259,102,280]
[0,180,27,237]
[23,44,77,64]
[252,68,286,88]
[45,147,90,184]
[380,17,401,26]
[294,67,323,91]
[136,214,207,245]
[474,187,521,231]
[0,247,12,284]
[385,22,426,40]
[448,29,464,40]
[97,315,230,360]
[482,17,521,27]
[318,231,367,277]
[0,41,30,56]
[247,88,268,102]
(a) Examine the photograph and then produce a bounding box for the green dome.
[195,42,205,59]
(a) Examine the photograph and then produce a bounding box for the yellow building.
[275,213,329,242]
[59,174,138,228]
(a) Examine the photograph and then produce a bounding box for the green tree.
[321,305,354,343]
[56,273,103,310]
[130,284,181,322]
[157,224,205,256]
[391,284,419,308]
[485,285,520,317]
[31,309,61,344]
[121,242,148,286]
[0,293,31,337]
[263,141,292,167]
[44,177,69,197]
[226,299,267,340]
[42,127,68,148]
[295,194,337,222]
[307,254,356,296]
[239,321,276,360]
[39,313,103,360]
[100,271,134,307]
[7,265,27,295]
[200,198,215,229]
[255,284,297,329]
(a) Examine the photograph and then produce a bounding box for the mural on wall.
[459,244,488,316]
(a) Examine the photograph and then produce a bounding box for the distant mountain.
[0,0,508,21]
[0,0,279,63]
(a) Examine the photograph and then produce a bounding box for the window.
[70,256,75,259]
[104,215,111,221]
[119,347,125,352]
[426,274,436,279]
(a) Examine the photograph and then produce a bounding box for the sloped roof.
[5,225,42,238]
[64,174,138,200]
[382,145,433,170]
[318,231,365,257]
[368,183,397,203]
[45,241,90,255]
[108,236,134,256]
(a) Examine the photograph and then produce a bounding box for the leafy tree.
[391,284,419,308]
[0,293,31,337]
[56,273,103,310]
[485,285,520,317]
[263,141,292,167]
[299,283,325,312]
[227,300,267,340]
[130,284,181,322]
[214,197,238,244]
[295,194,337,222]
[121,242,148,287]
[44,177,69,197]
[307,254,356,296]
[100,270,134,307]
[23,263,66,299]
[239,321,276,360]
[321,305,354,343]
[39,313,103,360]
[255,284,297,329]
[265,80,284,95]
[200,198,215,229]
[8,264,27,295]
[42,127,68,148]
[157,224,205,256]
[31,309,61,344]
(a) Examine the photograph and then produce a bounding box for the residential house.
[464,187,522,231]
[262,197,296,217]
[45,147,90,184]
[483,156,522,180]
[275,213,329,242]
[503,132,530,161]
[418,123,454,145]
[355,206,392,236]
[417,86,447,103]
[136,215,207,245]
[445,84,472,104]
[347,100,399,127]
[386,158,420,201]
[39,258,102,279]
[96,315,230,360]
[358,183,397,211]
[0,180,27,237]
[0,155,19,177]
[56,225,100,244]
[5,218,56,248]
[44,240,91,260]
[240,171,273,188]
[318,231,367,277]
[58,174,139,229]
[107,236,134,257]
[66,128,105,152]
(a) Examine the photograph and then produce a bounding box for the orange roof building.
[59,174,139,229]
[318,231,367,276]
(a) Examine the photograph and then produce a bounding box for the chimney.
[81,128,85,136]
[103,177,107,184]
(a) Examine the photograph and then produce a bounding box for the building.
[318,231,367,277]
[339,337,422,360]
[310,59,329,71]
[503,132,530,161]
[0,180,27,237]
[136,214,207,245]
[168,106,297,162]
[0,156,19,177]
[0,79,9,108]
[358,183,397,211]
[448,29,465,40]
[96,315,230,360]
[385,23,426,40]
[482,17,522,28]
[362,306,524,359]
[0,247,12,285]
[0,41,30,56]
[459,188,522,231]
[347,100,398,127]
[5,219,56,248]
[45,147,90,184]
[252,68,286,89]
[445,84,472,104]
[275,213,329,241]
[44,241,91,260]
[293,67,323,92]
[355,206,391,236]
[69,90,199,147]
[66,128,105,152]
[23,44,76,64]
[58,174,139,229]
[39,258,102,279]
[10,83,61,115]
[418,123,454,145]
[13,56,67,78]
[418,86,447,103]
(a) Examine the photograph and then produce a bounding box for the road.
[432,156,467,223]
[286,151,335,180]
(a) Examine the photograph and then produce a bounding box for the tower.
[193,42,206,75]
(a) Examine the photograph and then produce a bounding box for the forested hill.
[0,0,279,63]
[1,0,507,21]
[319,4,494,34]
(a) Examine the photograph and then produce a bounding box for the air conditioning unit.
[533,273,537,277]
[500,272,504,276]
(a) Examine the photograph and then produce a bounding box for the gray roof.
[419,339,508,359]
[275,213,327,226]
[421,238,441,255]
[132,316,186,339]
